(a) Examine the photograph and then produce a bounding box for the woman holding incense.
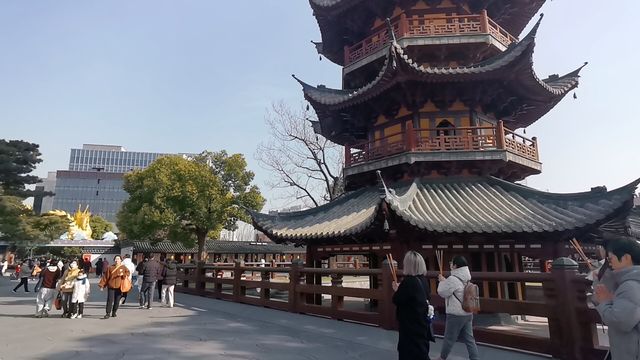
[392,251,434,360]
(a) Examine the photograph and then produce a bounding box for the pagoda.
[251,0,638,283]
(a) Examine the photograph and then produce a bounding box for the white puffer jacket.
[437,266,472,316]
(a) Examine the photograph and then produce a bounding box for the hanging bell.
[383,219,390,232]
[523,128,527,135]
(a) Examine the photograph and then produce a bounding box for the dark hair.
[607,237,640,265]
[451,255,468,268]
[113,255,122,261]
[124,254,131,259]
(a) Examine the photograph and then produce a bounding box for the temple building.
[250,0,638,293]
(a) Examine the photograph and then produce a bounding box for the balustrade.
[344,10,517,65]
[174,257,607,359]
[344,122,538,167]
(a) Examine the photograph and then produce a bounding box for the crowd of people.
[391,236,640,360]
[8,254,179,319]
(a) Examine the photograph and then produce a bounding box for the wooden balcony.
[344,10,517,66]
[344,122,538,167]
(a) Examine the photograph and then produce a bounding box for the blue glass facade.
[68,145,170,173]
[53,145,192,225]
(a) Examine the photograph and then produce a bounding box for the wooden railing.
[344,121,538,167]
[344,10,517,65]
[175,258,608,360]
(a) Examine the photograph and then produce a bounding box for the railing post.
[330,272,344,317]
[379,258,397,330]
[288,259,304,313]
[545,257,586,360]
[233,260,245,301]
[532,136,539,160]
[261,264,271,301]
[182,267,189,289]
[399,13,408,37]
[480,9,489,33]
[197,263,206,294]
[496,120,505,149]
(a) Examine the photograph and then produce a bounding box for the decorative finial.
[385,18,397,43]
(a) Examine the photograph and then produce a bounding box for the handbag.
[120,276,132,293]
[98,274,107,288]
[54,293,62,310]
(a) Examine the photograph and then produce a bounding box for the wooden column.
[496,120,505,149]
[480,10,489,33]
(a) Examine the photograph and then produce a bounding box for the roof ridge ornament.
[385,18,397,44]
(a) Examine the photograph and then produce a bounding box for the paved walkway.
[0,276,549,360]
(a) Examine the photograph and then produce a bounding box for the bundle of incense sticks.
[386,253,398,283]
[435,250,444,275]
[570,238,593,270]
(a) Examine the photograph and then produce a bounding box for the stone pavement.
[0,276,549,360]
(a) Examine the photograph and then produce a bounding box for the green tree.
[117,153,265,262]
[0,140,44,197]
[31,214,69,241]
[90,215,113,239]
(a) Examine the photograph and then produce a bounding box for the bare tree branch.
[256,101,344,208]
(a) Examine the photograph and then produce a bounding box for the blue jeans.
[440,314,479,360]
[140,281,156,308]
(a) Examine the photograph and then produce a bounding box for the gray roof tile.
[251,177,638,242]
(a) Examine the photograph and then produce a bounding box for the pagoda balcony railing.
[345,121,538,167]
[344,10,517,66]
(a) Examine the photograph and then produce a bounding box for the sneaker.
[138,305,145,309]
[42,309,49,318]
[12,289,16,293]
[25,290,30,292]
[119,298,125,305]
[102,314,110,319]
[146,306,152,310]
[34,314,42,318]
[111,313,117,318]
[77,314,82,319]
[70,313,78,319]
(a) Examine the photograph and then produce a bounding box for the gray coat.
[596,266,640,360]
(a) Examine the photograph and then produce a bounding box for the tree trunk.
[196,232,207,263]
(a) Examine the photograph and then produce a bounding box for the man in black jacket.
[139,255,162,309]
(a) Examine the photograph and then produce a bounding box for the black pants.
[106,288,122,315]
[70,302,84,315]
[61,292,73,316]
[140,281,155,308]
[157,280,163,299]
[13,277,29,292]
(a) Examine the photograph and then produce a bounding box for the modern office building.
[68,144,174,173]
[52,144,191,225]
[33,171,57,214]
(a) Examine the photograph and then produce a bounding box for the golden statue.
[47,205,93,240]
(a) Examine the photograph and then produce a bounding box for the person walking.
[435,255,479,360]
[58,261,80,318]
[82,258,92,275]
[95,258,104,278]
[98,255,130,319]
[595,237,640,360]
[139,254,161,309]
[392,251,434,360]
[161,260,178,308]
[70,270,90,319]
[120,254,136,305]
[12,260,31,293]
[34,260,62,318]
[1,259,8,277]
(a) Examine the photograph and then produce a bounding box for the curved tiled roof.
[250,187,382,241]
[296,17,583,129]
[124,240,306,254]
[385,177,638,234]
[251,177,639,243]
